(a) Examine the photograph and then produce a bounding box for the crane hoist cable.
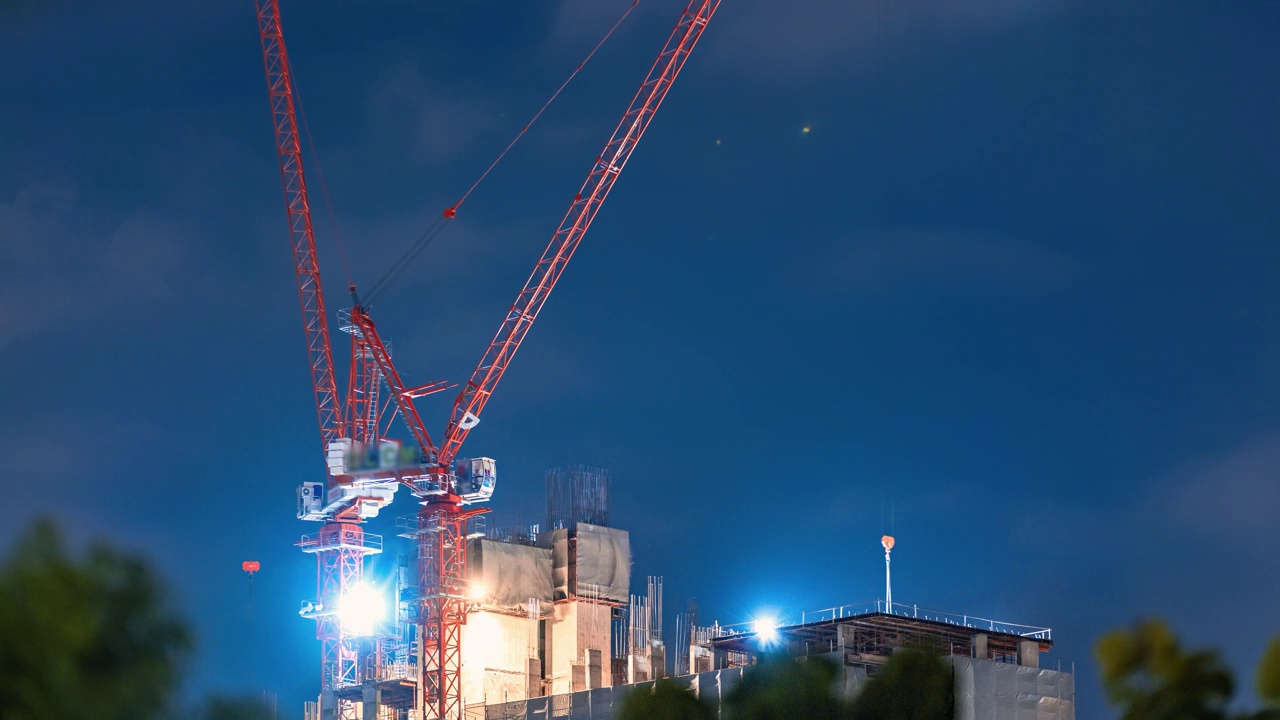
[362,0,640,307]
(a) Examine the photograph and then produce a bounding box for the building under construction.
[305,466,1075,720]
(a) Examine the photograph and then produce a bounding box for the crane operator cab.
[454,457,496,504]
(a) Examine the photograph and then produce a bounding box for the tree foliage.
[0,518,193,720]
[618,680,713,720]
[848,648,953,720]
[1258,638,1280,708]
[724,655,845,720]
[1098,619,1280,720]
[197,696,278,720]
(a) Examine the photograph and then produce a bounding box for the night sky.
[2,1,1278,717]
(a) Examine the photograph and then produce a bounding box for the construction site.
[252,1,1076,718]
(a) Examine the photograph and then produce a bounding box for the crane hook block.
[444,206,458,219]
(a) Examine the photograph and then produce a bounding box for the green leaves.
[724,655,845,720]
[0,517,192,720]
[1097,619,1280,720]
[619,649,953,720]
[1258,638,1280,708]
[847,649,953,720]
[618,680,714,720]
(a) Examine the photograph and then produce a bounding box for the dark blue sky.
[2,1,1278,717]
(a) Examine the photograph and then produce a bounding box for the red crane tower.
[256,1,718,717]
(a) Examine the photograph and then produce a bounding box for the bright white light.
[753,617,778,644]
[468,582,488,602]
[339,584,385,637]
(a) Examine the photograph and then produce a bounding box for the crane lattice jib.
[257,0,345,451]
[351,308,440,467]
[439,0,720,467]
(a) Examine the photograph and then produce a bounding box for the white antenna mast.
[881,535,895,613]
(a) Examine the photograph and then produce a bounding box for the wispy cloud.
[706,0,1074,79]
[364,61,498,164]
[0,183,195,349]
[819,227,1082,297]
[1161,432,1280,549]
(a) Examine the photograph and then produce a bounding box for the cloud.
[1161,433,1280,549]
[0,183,193,348]
[706,0,1073,79]
[365,61,498,164]
[541,0,665,48]
[819,227,1081,297]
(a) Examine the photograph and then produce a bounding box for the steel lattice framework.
[257,0,718,716]
[349,3,719,716]
[256,0,343,450]
[439,0,720,470]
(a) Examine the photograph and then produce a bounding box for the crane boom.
[439,0,720,467]
[257,0,345,452]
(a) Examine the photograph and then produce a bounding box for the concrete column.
[588,649,603,689]
[362,682,381,719]
[1017,640,1040,668]
[528,657,543,698]
[652,644,667,680]
[970,634,989,660]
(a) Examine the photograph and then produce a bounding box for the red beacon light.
[242,561,261,575]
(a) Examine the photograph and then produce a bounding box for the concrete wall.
[546,600,613,696]
[462,610,540,708]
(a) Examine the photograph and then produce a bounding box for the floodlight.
[338,584,385,637]
[468,582,488,602]
[752,616,778,644]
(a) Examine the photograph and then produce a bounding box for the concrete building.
[311,467,1074,720]
[483,606,1075,720]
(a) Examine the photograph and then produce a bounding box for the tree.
[618,680,713,720]
[0,517,193,720]
[723,654,845,720]
[1258,638,1280,710]
[1098,619,1280,720]
[197,696,277,720]
[847,648,953,720]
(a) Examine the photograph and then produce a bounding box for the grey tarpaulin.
[573,523,630,604]
[551,529,569,601]
[468,538,553,612]
[951,657,1075,720]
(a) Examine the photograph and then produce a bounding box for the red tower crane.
[256,0,718,717]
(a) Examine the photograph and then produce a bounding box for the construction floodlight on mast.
[882,535,895,613]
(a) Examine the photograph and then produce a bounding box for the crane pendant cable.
[363,0,640,307]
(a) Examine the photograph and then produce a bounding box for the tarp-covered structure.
[549,523,630,604]
[951,657,1075,720]
[467,538,553,613]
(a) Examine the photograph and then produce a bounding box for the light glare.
[339,584,385,637]
[753,616,778,644]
